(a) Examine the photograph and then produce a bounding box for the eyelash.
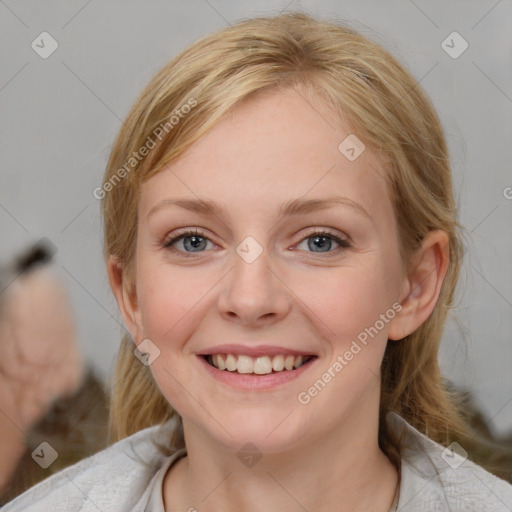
[162,228,351,258]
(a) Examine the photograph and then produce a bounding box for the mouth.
[202,353,317,375]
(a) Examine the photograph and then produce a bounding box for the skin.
[109,86,449,511]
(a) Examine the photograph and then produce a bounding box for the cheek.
[136,261,215,343]
[291,264,393,343]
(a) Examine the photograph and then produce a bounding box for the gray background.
[1,0,511,435]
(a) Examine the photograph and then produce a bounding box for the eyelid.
[300,227,351,245]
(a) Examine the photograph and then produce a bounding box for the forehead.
[139,88,394,227]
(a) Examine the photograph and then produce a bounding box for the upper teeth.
[209,354,310,374]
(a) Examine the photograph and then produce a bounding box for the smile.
[204,354,315,374]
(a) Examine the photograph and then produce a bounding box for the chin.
[195,407,309,455]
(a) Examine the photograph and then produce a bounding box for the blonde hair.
[102,11,474,467]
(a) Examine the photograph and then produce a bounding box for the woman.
[4,11,512,511]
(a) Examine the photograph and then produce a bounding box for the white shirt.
[3,412,512,511]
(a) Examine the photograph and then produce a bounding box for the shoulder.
[387,412,512,511]
[1,420,179,512]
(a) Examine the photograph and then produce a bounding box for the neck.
[163,388,398,512]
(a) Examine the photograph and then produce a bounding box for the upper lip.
[196,344,317,357]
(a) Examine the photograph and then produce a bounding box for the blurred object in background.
[0,239,85,430]
[451,383,512,484]
[1,368,109,503]
[0,240,109,502]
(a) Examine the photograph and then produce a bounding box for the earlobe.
[387,230,450,341]
[107,255,143,343]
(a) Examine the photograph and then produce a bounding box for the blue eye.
[163,229,350,257]
[296,230,350,253]
[163,229,213,256]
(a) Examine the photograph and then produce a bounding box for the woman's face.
[131,87,408,452]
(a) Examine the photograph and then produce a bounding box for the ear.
[387,230,450,341]
[107,255,143,344]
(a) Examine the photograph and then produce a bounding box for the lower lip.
[197,355,317,390]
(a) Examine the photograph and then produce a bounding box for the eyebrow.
[146,196,372,222]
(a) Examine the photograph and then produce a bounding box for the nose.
[217,243,292,327]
